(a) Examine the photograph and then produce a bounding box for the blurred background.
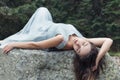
[0,0,120,56]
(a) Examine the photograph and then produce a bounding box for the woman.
[0,7,113,80]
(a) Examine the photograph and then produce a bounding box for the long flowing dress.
[0,7,83,49]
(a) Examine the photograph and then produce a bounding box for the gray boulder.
[0,49,120,80]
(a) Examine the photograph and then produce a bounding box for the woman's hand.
[92,62,98,71]
[3,43,15,54]
[86,38,113,71]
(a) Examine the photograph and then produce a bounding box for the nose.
[73,38,81,48]
[76,41,81,48]
[73,38,78,43]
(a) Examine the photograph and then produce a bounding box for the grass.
[109,52,120,57]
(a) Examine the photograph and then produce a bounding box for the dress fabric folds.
[0,7,83,49]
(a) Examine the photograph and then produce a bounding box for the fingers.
[3,48,10,54]
[3,45,13,54]
[92,66,97,71]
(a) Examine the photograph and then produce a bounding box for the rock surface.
[0,48,120,80]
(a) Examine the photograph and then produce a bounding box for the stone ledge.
[0,49,120,80]
[0,49,74,80]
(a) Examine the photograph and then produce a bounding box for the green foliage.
[109,52,120,56]
[0,0,119,51]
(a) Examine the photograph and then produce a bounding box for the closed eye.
[76,44,81,53]
[83,42,88,46]
[76,48,81,54]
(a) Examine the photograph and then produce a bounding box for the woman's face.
[73,38,91,57]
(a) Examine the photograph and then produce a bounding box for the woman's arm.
[86,38,113,70]
[3,35,63,53]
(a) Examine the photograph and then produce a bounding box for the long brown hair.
[73,42,106,80]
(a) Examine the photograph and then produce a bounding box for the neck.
[70,34,78,43]
[63,35,78,50]
[69,35,78,47]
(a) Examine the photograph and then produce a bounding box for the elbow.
[106,38,113,45]
[58,35,64,42]
[29,42,40,49]
[108,38,113,43]
[110,38,113,45]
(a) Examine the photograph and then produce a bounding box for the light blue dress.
[0,7,83,49]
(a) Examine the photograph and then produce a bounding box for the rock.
[0,48,120,80]
[0,49,75,80]
[97,54,120,80]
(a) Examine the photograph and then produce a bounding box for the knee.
[36,7,49,15]
[37,7,48,12]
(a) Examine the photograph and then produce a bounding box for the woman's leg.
[35,7,53,22]
[0,7,53,47]
[20,7,53,33]
[5,7,52,37]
